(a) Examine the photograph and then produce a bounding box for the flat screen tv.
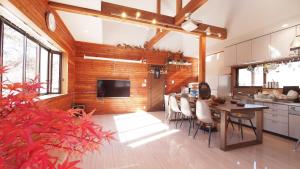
[97,80,130,98]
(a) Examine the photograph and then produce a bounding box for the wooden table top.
[211,102,269,113]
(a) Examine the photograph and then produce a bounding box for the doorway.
[147,66,165,112]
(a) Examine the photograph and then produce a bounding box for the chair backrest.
[164,94,169,113]
[196,100,213,124]
[169,94,181,113]
[180,96,193,117]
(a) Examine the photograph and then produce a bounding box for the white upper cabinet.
[269,27,296,59]
[252,35,270,62]
[236,40,252,65]
[224,45,237,67]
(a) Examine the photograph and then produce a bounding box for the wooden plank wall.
[8,0,76,110]
[75,42,198,114]
[165,58,198,94]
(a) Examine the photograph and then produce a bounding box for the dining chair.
[229,112,256,140]
[164,94,170,120]
[180,94,195,135]
[168,94,182,128]
[193,100,214,147]
[295,137,300,151]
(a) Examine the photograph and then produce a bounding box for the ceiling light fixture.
[84,55,144,64]
[121,12,127,18]
[136,11,141,18]
[205,27,211,36]
[152,19,157,24]
[217,33,222,38]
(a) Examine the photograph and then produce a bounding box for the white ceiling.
[51,0,300,57]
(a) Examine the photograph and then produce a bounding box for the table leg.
[255,110,263,143]
[220,111,228,150]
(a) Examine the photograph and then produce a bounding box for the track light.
[136,11,141,18]
[205,27,211,36]
[152,19,157,24]
[121,12,127,18]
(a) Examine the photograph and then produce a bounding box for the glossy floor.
[79,111,300,169]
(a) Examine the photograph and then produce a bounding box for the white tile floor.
[78,111,300,169]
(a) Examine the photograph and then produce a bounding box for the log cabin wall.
[75,42,198,114]
[8,0,76,110]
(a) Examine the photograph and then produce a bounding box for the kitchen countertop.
[253,99,300,107]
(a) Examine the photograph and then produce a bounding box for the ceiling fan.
[181,13,211,35]
[181,13,202,32]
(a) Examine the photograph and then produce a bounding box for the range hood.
[290,35,300,51]
[291,26,300,51]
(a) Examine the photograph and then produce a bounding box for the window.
[51,53,61,93]
[238,66,264,87]
[267,61,300,88]
[2,24,24,83]
[1,18,62,95]
[26,39,39,81]
[40,48,49,94]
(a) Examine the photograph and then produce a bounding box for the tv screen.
[97,80,130,97]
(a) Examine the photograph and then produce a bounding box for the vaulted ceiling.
[50,0,300,57]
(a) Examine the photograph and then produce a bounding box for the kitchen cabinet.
[263,103,289,136]
[289,106,300,139]
[269,27,296,59]
[237,40,252,65]
[224,45,237,67]
[252,35,270,62]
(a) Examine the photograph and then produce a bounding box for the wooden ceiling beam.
[48,1,226,39]
[175,0,208,25]
[145,0,216,49]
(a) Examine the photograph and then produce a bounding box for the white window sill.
[38,94,67,100]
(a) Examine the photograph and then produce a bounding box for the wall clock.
[46,12,56,32]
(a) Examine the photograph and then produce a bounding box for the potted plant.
[0,66,114,169]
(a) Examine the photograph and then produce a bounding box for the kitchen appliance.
[283,86,299,95]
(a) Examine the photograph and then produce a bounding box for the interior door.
[147,72,165,112]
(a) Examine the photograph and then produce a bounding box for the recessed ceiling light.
[136,11,141,18]
[281,24,289,28]
[121,12,127,18]
[152,19,157,24]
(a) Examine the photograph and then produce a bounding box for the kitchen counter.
[253,99,300,107]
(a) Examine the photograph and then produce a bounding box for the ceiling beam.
[175,0,208,25]
[176,0,182,14]
[145,0,181,49]
[145,0,214,49]
[48,1,226,39]
[145,30,169,48]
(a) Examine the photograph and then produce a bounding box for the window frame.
[236,65,265,87]
[236,58,300,88]
[0,16,62,95]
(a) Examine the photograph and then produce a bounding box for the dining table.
[175,95,269,151]
[210,102,269,151]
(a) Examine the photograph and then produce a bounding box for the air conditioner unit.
[181,19,198,32]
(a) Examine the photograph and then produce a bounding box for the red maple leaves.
[0,67,114,169]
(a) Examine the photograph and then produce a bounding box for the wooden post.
[198,35,206,83]
[176,0,182,14]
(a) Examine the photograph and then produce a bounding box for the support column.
[198,35,206,83]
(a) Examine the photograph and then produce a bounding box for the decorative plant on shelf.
[0,66,114,169]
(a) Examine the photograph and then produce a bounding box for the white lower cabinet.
[262,103,289,136]
[289,106,300,139]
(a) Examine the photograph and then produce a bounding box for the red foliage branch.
[0,66,114,169]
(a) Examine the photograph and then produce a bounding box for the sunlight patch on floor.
[113,111,178,146]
